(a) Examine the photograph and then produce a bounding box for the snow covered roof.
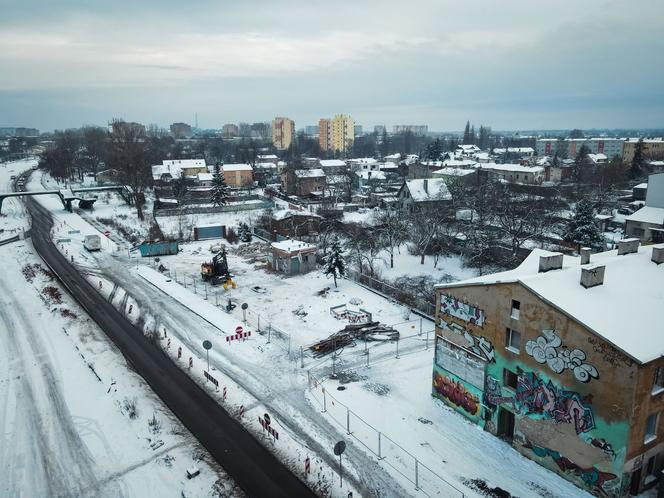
[432,167,476,177]
[625,206,664,225]
[272,209,322,221]
[271,239,317,254]
[437,246,664,364]
[255,162,277,169]
[384,153,401,160]
[356,171,386,180]
[319,159,347,167]
[378,163,399,170]
[222,163,253,172]
[197,172,213,181]
[587,153,608,163]
[457,144,480,151]
[163,159,207,169]
[294,168,325,178]
[479,163,544,174]
[443,159,477,168]
[257,154,278,160]
[349,157,378,165]
[403,178,452,202]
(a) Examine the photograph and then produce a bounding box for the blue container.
[138,241,179,257]
[194,225,226,241]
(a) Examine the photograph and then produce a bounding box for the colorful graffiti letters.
[440,294,485,326]
[517,371,595,434]
[433,372,480,416]
[524,440,617,495]
[525,329,599,383]
[442,319,495,363]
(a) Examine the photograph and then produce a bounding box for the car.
[617,207,634,215]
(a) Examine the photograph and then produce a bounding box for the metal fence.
[308,372,466,498]
[345,269,436,318]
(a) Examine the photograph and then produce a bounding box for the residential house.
[318,159,348,175]
[434,243,664,497]
[355,170,387,191]
[267,239,317,275]
[281,168,327,197]
[396,178,452,213]
[479,163,544,185]
[625,173,664,243]
[588,153,608,165]
[432,167,477,186]
[221,163,254,188]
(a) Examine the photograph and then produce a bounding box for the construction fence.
[308,372,466,498]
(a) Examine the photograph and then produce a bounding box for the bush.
[225,227,238,244]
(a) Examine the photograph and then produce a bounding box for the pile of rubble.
[309,321,399,358]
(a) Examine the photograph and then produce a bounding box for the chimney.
[538,252,564,273]
[580,247,592,265]
[617,238,640,255]
[423,178,428,194]
[652,244,664,265]
[580,264,605,288]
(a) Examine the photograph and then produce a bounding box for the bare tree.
[107,120,152,220]
[374,209,408,268]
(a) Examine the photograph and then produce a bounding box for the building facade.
[433,244,664,497]
[623,139,664,163]
[319,115,354,153]
[536,138,624,160]
[272,117,295,150]
[222,123,239,137]
[392,125,428,135]
[221,163,253,188]
[170,122,192,139]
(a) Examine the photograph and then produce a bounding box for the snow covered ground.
[13,166,596,498]
[0,160,239,498]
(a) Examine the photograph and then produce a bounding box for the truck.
[84,234,101,251]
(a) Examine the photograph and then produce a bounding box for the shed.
[267,240,317,275]
[194,224,226,241]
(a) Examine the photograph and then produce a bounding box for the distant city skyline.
[1,0,663,131]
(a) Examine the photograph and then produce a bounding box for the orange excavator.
[201,248,237,290]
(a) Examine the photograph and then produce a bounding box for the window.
[506,328,521,353]
[511,300,521,320]
[654,367,664,395]
[503,368,518,390]
[645,412,659,444]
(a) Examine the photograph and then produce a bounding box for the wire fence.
[308,372,466,498]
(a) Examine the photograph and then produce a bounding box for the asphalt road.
[26,197,316,498]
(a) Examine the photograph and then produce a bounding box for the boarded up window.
[435,338,486,390]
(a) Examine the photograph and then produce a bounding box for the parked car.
[617,207,634,215]
[84,234,101,251]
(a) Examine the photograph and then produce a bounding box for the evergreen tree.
[238,222,252,242]
[323,237,346,288]
[470,125,476,145]
[563,199,605,251]
[573,144,591,182]
[629,139,644,179]
[211,163,230,206]
[462,121,471,144]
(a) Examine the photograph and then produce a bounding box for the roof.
[625,206,664,225]
[197,172,213,181]
[480,163,544,174]
[587,153,608,162]
[432,167,476,177]
[222,163,253,172]
[319,159,347,167]
[271,239,317,253]
[255,162,277,169]
[294,168,325,178]
[163,159,207,168]
[356,171,386,180]
[437,246,664,364]
[403,178,452,202]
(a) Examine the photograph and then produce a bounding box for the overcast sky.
[1,0,663,132]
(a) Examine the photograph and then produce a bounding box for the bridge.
[0,185,135,213]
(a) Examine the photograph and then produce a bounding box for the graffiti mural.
[524,439,617,495]
[433,371,480,416]
[483,375,517,411]
[441,319,495,363]
[516,371,596,434]
[440,294,485,326]
[525,329,599,383]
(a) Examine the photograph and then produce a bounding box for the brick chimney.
[580,265,605,288]
[580,247,591,265]
[538,253,564,273]
[617,238,640,255]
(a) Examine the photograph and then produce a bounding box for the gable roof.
[294,168,325,178]
[436,246,664,364]
[403,178,451,202]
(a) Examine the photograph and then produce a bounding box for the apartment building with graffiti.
[432,240,664,497]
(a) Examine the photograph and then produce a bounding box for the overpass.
[0,185,135,213]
